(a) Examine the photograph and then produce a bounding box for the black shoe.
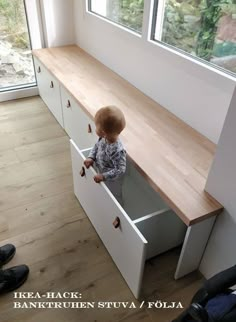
[0,265,29,294]
[0,244,16,267]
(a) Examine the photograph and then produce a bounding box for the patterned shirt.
[88,137,126,181]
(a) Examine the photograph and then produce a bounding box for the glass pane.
[0,0,36,91]
[89,0,144,33]
[153,0,236,76]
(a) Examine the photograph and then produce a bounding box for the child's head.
[95,106,126,141]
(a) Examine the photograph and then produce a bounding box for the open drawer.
[70,140,187,298]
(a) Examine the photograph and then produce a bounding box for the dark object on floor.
[0,265,29,294]
[0,244,16,267]
[172,265,236,322]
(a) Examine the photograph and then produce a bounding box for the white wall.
[74,0,236,143]
[40,0,75,47]
[200,86,236,277]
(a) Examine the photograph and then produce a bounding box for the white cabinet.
[33,50,220,299]
[61,87,97,149]
[70,140,187,298]
[34,57,64,127]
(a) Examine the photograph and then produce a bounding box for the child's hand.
[94,174,104,183]
[84,158,94,169]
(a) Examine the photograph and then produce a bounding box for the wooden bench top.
[33,45,223,226]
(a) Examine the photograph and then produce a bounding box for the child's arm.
[84,141,99,168]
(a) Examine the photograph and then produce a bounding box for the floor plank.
[0,97,47,118]
[0,173,73,213]
[0,112,56,135]
[0,123,66,153]
[15,136,70,162]
[0,149,20,169]
[0,191,85,241]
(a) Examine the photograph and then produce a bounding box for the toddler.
[84,105,126,205]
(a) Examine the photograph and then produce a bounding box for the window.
[152,0,236,76]
[0,0,36,91]
[88,0,144,33]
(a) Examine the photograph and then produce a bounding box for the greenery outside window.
[88,0,144,33]
[152,0,236,76]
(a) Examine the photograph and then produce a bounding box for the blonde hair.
[95,106,126,135]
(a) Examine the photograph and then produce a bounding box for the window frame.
[0,0,38,93]
[0,0,44,100]
[150,0,236,79]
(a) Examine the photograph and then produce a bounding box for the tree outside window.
[154,0,236,74]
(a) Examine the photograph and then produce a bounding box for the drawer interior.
[82,148,186,259]
[134,210,187,259]
[82,149,168,220]
[123,159,168,220]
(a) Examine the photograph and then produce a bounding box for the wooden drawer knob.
[37,66,41,73]
[50,81,54,88]
[113,217,120,229]
[67,100,71,108]
[80,166,85,177]
[88,124,92,133]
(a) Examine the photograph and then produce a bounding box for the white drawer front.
[70,140,147,299]
[61,87,97,150]
[34,57,63,127]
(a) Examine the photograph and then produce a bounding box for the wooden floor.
[0,96,204,322]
